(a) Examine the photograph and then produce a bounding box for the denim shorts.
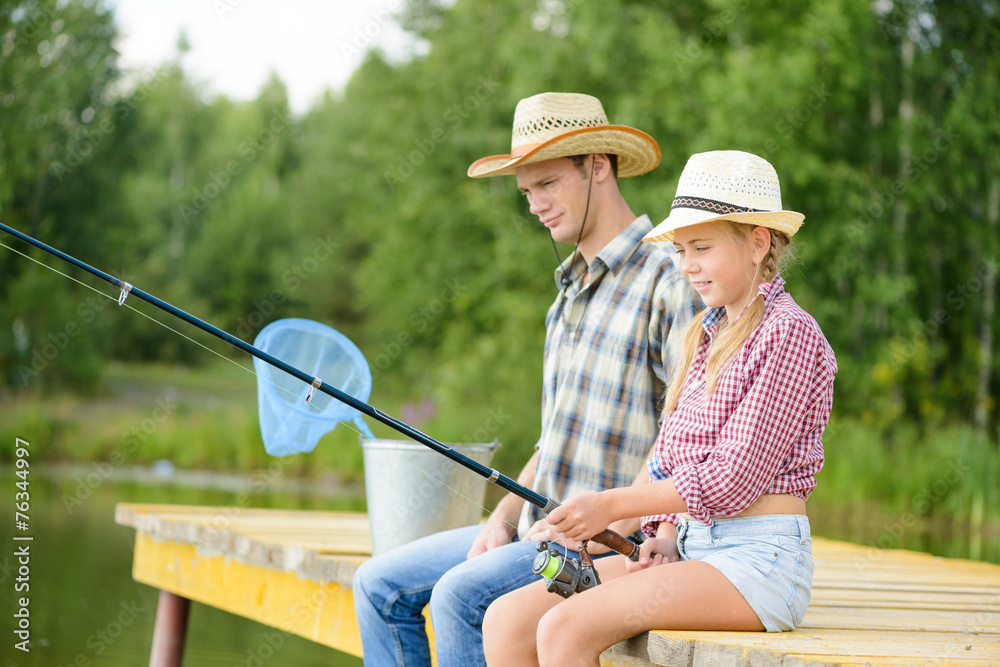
[676,514,813,632]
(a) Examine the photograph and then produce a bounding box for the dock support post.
[149,589,191,667]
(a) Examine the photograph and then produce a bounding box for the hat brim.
[467,125,660,179]
[643,207,805,243]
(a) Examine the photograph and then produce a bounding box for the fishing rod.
[0,221,641,565]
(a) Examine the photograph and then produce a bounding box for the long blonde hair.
[664,222,792,413]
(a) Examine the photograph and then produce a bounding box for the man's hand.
[465,450,537,559]
[467,514,517,559]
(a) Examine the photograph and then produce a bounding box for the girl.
[482,150,837,667]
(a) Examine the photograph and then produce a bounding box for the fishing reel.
[532,540,601,598]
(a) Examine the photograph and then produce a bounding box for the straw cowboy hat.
[644,150,805,243]
[467,92,660,179]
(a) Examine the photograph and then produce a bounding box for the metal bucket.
[361,438,501,556]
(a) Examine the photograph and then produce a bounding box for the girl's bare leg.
[535,557,764,667]
[483,577,563,666]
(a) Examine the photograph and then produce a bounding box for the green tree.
[0,0,126,389]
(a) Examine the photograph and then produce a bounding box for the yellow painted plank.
[117,505,370,533]
[809,588,1000,611]
[799,605,998,633]
[815,559,992,574]
[118,502,363,519]
[132,533,365,656]
[116,504,374,557]
[118,512,371,534]
[130,533,439,664]
[316,554,368,567]
[119,505,1000,667]
[814,576,1000,594]
[647,628,1000,666]
[599,656,653,667]
[785,653,999,666]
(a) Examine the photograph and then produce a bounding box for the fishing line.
[0,237,509,531]
[2,237,261,375]
[1,222,639,558]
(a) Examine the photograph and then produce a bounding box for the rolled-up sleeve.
[672,316,833,524]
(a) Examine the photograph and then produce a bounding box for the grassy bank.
[2,362,997,562]
[0,361,368,479]
[808,416,999,563]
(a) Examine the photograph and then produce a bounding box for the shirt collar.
[758,274,786,309]
[553,214,652,289]
[701,274,786,333]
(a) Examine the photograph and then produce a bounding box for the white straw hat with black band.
[467,92,660,179]
[643,150,805,243]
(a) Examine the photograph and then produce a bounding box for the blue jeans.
[352,524,552,666]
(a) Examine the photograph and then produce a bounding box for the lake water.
[1,467,364,667]
[2,463,995,667]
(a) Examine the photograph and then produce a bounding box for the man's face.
[515,157,592,245]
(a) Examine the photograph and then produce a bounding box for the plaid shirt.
[643,275,837,532]
[522,215,698,535]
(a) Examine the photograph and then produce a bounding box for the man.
[352,92,698,666]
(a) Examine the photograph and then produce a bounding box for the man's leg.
[353,524,481,666]
[429,537,550,667]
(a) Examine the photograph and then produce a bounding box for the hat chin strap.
[554,156,596,289]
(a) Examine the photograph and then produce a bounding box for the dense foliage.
[1,0,998,465]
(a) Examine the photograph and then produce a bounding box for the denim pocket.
[716,534,785,582]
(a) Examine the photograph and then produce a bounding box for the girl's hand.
[546,492,615,541]
[524,518,583,552]
[625,537,680,573]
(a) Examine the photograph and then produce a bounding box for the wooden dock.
[116,503,1000,666]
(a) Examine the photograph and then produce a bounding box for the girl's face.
[672,221,770,321]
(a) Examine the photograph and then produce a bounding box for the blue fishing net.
[252,318,375,456]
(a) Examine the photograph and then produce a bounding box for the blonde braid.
[760,230,790,283]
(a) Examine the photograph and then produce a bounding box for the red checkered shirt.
[642,275,837,532]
